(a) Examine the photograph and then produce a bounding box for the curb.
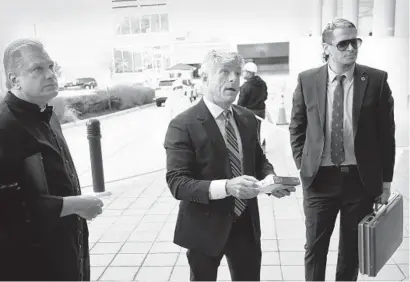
[61,103,156,129]
[80,167,166,189]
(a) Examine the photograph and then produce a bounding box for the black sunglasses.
[333,38,362,51]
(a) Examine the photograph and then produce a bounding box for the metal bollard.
[86,119,105,192]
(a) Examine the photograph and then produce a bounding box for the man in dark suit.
[289,19,395,281]
[164,50,295,281]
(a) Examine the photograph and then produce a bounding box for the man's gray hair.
[3,38,45,89]
[321,18,357,62]
[199,50,244,77]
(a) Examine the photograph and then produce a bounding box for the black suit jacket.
[289,64,395,197]
[164,99,274,256]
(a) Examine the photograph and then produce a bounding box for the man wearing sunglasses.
[289,18,395,281]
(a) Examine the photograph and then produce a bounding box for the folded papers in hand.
[257,176,300,193]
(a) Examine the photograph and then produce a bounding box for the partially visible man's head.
[242,62,257,80]
[200,50,244,109]
[322,18,361,66]
[3,38,58,106]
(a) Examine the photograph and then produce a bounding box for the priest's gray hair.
[3,38,45,89]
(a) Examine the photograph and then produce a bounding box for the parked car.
[63,81,75,89]
[75,77,98,89]
[154,78,196,107]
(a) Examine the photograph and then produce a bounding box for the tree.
[54,61,62,78]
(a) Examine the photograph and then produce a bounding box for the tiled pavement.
[84,161,409,281]
[77,111,408,281]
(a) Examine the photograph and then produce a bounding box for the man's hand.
[271,186,296,198]
[258,175,297,198]
[226,175,260,199]
[376,188,391,205]
[63,191,112,220]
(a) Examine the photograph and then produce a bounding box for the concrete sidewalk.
[83,122,409,281]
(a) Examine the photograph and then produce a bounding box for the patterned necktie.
[223,110,247,217]
[331,75,345,165]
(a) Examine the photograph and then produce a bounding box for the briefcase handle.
[373,192,400,215]
[373,200,390,215]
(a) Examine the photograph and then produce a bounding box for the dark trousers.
[303,166,374,281]
[186,208,261,281]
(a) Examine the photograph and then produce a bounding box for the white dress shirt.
[321,64,357,166]
[203,97,244,200]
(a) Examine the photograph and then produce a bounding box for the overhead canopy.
[166,63,197,71]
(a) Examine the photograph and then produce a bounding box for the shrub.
[1,83,155,124]
[49,96,65,120]
[96,84,155,110]
[49,96,79,123]
[0,92,78,124]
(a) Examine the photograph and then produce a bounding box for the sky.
[0,0,113,83]
[0,0,371,86]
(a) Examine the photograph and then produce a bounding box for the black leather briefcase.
[358,192,404,277]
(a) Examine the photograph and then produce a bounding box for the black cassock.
[0,92,90,281]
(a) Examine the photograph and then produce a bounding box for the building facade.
[111,0,174,85]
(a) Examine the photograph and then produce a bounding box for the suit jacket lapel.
[232,106,251,175]
[352,64,368,135]
[315,65,328,133]
[196,100,232,178]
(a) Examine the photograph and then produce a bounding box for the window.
[141,15,151,33]
[116,13,169,35]
[143,52,153,69]
[160,14,169,32]
[151,14,160,32]
[113,49,144,73]
[122,51,133,72]
[114,50,124,73]
[133,52,143,71]
[130,16,141,34]
[117,16,131,35]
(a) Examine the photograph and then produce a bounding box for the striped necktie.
[223,110,247,217]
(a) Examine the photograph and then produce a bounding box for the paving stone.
[90,266,106,281]
[110,253,146,267]
[260,266,282,281]
[128,231,159,242]
[261,252,280,265]
[99,230,132,243]
[90,254,115,267]
[150,241,181,253]
[362,264,405,281]
[170,266,190,281]
[120,242,153,254]
[90,243,123,254]
[398,264,409,279]
[99,266,139,281]
[135,266,173,281]
[143,253,178,267]
[261,240,279,252]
